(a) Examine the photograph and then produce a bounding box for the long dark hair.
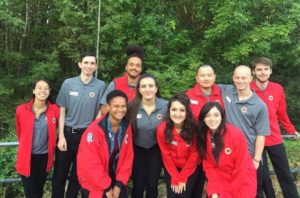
[127,73,161,137]
[31,78,53,103]
[164,93,196,144]
[197,102,226,162]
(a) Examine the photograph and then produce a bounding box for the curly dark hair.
[125,45,144,63]
[196,102,226,163]
[164,93,197,144]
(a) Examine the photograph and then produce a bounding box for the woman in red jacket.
[15,79,59,198]
[157,93,199,198]
[197,102,256,198]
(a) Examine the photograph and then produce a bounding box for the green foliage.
[0,1,300,195]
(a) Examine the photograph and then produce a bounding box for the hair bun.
[125,45,144,61]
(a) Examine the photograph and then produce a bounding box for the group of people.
[15,45,299,198]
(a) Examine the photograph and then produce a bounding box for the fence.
[1,135,299,184]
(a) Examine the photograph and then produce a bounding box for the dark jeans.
[191,164,206,198]
[131,144,162,198]
[165,166,201,198]
[21,154,48,198]
[262,143,299,198]
[52,126,86,198]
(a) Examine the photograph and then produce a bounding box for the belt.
[65,126,87,134]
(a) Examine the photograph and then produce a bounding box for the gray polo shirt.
[219,84,270,155]
[56,76,105,128]
[32,112,48,154]
[100,81,136,105]
[134,97,168,149]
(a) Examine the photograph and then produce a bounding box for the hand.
[211,194,219,198]
[106,189,113,198]
[57,137,67,151]
[171,184,179,193]
[252,159,260,169]
[177,182,186,194]
[294,132,300,140]
[112,186,121,198]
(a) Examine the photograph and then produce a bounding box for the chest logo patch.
[268,95,273,101]
[137,114,142,119]
[190,99,198,105]
[157,114,163,120]
[241,106,247,113]
[87,132,94,143]
[224,147,232,155]
[89,92,95,98]
[69,91,79,96]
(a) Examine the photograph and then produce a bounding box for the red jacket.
[114,73,137,101]
[15,99,59,176]
[185,83,223,119]
[203,124,257,198]
[250,81,296,146]
[77,115,134,198]
[157,121,199,185]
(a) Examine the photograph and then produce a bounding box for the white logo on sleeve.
[87,132,94,143]
[52,118,56,123]
[124,134,128,144]
[69,91,79,96]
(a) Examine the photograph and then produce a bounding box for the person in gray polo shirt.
[127,73,168,198]
[218,65,270,198]
[52,52,106,198]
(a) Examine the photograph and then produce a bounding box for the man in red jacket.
[251,57,299,198]
[100,45,144,115]
[77,90,133,198]
[185,65,224,119]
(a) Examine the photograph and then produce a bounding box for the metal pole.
[95,0,102,78]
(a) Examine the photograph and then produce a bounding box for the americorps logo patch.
[87,132,94,143]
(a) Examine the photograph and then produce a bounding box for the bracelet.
[253,158,260,163]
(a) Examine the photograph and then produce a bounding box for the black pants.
[256,161,264,198]
[21,154,48,198]
[165,166,201,198]
[52,126,85,198]
[81,187,128,198]
[131,144,162,198]
[262,144,299,198]
[191,164,206,198]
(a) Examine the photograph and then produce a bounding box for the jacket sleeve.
[277,88,296,133]
[178,140,199,183]
[156,124,180,185]
[231,130,257,197]
[15,106,21,140]
[115,125,134,187]
[77,129,111,192]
